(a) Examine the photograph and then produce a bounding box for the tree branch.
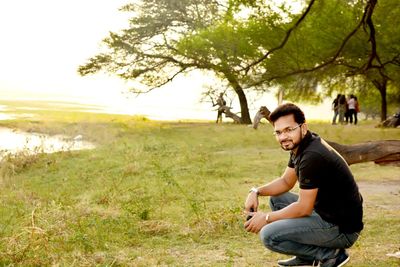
[383,54,400,67]
[248,0,374,87]
[243,0,316,73]
[129,68,189,94]
[363,0,381,70]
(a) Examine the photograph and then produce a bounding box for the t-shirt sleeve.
[298,151,325,189]
[288,156,295,168]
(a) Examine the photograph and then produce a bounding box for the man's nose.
[278,133,291,141]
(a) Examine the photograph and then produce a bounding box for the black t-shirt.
[332,99,339,108]
[288,131,364,233]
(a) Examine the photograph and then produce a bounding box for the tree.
[352,81,400,119]
[78,0,223,90]
[79,0,399,122]
[244,0,400,121]
[78,0,273,124]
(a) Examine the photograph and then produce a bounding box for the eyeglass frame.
[273,123,303,137]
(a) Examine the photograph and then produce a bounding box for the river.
[0,105,95,159]
[0,126,95,160]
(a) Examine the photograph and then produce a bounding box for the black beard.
[280,132,303,151]
[280,140,300,151]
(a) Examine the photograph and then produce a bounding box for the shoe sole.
[277,256,319,267]
[278,263,318,267]
[278,265,317,267]
[337,256,350,267]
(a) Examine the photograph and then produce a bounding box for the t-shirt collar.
[290,130,313,158]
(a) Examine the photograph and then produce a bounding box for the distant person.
[354,96,359,125]
[216,93,226,123]
[338,94,347,124]
[244,103,363,267]
[345,95,351,124]
[331,94,341,125]
[347,95,357,124]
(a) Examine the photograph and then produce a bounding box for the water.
[0,127,95,159]
[0,113,15,120]
[0,103,96,158]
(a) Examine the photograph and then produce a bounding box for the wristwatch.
[249,187,259,195]
[265,213,270,223]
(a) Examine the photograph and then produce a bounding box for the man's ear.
[302,123,308,136]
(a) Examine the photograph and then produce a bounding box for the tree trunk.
[278,89,284,105]
[253,106,271,129]
[372,78,388,121]
[224,72,252,124]
[378,82,387,122]
[253,106,400,166]
[236,88,252,124]
[326,140,400,166]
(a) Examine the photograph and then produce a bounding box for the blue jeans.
[260,192,359,261]
[332,110,339,124]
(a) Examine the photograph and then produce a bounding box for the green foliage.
[79,0,400,121]
[79,0,224,90]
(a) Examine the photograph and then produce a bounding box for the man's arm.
[244,167,297,213]
[258,167,298,196]
[244,167,318,233]
[244,187,318,233]
[268,187,317,221]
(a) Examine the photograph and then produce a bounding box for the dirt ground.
[358,180,400,194]
[358,180,400,209]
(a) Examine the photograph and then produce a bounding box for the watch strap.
[249,187,259,195]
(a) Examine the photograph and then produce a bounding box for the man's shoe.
[320,249,350,267]
[278,256,319,266]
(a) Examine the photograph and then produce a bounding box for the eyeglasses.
[273,124,303,137]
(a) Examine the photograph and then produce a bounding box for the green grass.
[0,105,399,266]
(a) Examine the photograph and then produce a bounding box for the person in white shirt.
[347,95,357,124]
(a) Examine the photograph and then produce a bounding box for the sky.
[0,0,332,121]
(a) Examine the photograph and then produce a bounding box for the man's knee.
[260,224,276,250]
[259,222,289,252]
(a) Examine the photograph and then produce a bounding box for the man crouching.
[244,103,363,267]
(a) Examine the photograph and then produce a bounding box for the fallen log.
[253,106,272,129]
[377,112,400,128]
[327,140,400,166]
[253,106,400,166]
[219,105,242,123]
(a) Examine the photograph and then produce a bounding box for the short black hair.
[269,103,306,124]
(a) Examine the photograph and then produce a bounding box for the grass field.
[0,102,399,266]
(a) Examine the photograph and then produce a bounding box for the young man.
[331,94,341,125]
[244,103,363,267]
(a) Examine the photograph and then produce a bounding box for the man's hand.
[244,212,269,233]
[244,190,259,213]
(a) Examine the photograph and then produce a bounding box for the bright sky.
[0,0,331,121]
[0,1,126,100]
